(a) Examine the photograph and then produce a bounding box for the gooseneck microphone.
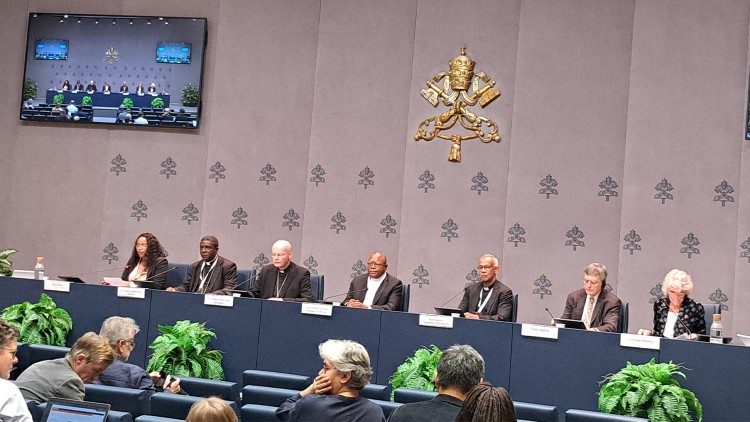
[439,287,468,307]
[545,307,556,320]
[142,266,178,284]
[231,275,255,292]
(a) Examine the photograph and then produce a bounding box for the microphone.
[323,284,405,303]
[141,266,178,284]
[545,307,555,320]
[439,287,468,307]
[674,313,693,337]
[231,275,255,292]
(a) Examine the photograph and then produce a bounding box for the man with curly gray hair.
[276,339,384,421]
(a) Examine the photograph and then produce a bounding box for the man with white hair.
[458,254,514,321]
[249,240,313,302]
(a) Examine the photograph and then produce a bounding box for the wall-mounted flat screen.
[20,13,207,129]
[156,42,192,64]
[35,38,69,60]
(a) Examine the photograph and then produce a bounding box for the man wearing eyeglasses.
[343,252,403,310]
[459,254,514,321]
[560,263,621,332]
[0,319,32,421]
[97,316,181,394]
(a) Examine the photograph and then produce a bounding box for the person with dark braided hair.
[119,233,169,289]
[455,383,516,422]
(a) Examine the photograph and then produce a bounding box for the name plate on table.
[204,294,234,308]
[44,279,70,292]
[620,333,660,350]
[419,314,454,329]
[117,287,146,299]
[521,323,559,340]
[301,303,333,317]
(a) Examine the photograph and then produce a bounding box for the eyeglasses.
[476,265,496,270]
[120,339,137,348]
[1,347,18,358]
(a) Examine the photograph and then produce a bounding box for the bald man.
[343,252,403,311]
[248,240,314,302]
[458,254,514,321]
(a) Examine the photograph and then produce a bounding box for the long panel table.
[1,276,746,421]
[44,90,171,108]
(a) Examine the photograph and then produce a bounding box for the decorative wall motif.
[507,223,526,247]
[649,283,664,304]
[310,164,326,186]
[303,256,319,275]
[741,237,750,263]
[160,157,177,179]
[564,226,585,251]
[709,288,729,311]
[231,207,248,229]
[412,265,430,288]
[182,203,199,225]
[418,170,435,193]
[110,154,126,175]
[598,176,618,201]
[259,164,277,185]
[252,253,269,271]
[102,243,118,264]
[465,269,479,286]
[654,178,674,204]
[713,180,734,206]
[330,211,346,234]
[441,218,459,242]
[209,162,226,183]
[622,229,641,255]
[358,167,374,189]
[679,233,700,258]
[350,260,366,279]
[131,200,147,222]
[379,215,397,238]
[282,209,300,231]
[539,175,558,199]
[532,274,552,299]
[470,172,489,195]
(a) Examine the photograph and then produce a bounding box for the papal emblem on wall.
[414,45,502,162]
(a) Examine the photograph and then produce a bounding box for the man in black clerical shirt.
[249,240,313,302]
[166,236,237,295]
[458,254,514,321]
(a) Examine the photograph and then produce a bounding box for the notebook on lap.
[41,397,110,422]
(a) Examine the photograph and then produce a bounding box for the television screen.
[35,38,69,60]
[156,42,192,64]
[20,13,207,129]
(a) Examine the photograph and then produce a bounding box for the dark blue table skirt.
[45,90,171,108]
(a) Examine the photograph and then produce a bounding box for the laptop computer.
[41,397,110,422]
[553,318,587,330]
[434,307,463,316]
[695,334,733,344]
[57,276,86,283]
[11,270,37,279]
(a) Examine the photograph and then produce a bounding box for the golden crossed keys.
[414,45,502,162]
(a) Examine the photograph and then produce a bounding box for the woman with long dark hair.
[120,233,168,289]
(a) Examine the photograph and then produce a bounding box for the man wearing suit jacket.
[560,263,621,332]
[458,254,513,321]
[249,240,313,302]
[342,251,403,311]
[166,236,237,295]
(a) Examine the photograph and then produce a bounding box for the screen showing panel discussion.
[19,13,207,129]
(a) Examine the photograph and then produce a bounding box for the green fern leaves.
[389,345,443,399]
[145,320,224,380]
[0,293,73,346]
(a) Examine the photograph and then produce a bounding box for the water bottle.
[34,257,45,280]
[709,314,723,344]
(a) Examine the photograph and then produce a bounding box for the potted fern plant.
[146,320,224,380]
[23,78,38,101]
[151,97,165,109]
[0,293,73,346]
[81,95,93,106]
[52,93,64,105]
[180,84,200,106]
[388,345,442,399]
[599,358,703,421]
[0,248,17,276]
[121,97,134,109]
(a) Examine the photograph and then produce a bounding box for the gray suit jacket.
[342,273,403,311]
[177,255,237,295]
[561,288,622,332]
[458,280,514,321]
[16,357,84,402]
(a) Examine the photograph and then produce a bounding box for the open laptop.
[41,397,109,422]
[434,307,463,316]
[695,334,733,344]
[57,276,86,283]
[553,318,587,330]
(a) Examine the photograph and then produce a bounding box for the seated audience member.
[15,332,114,402]
[249,240,313,302]
[638,269,706,338]
[455,383,516,422]
[66,100,78,118]
[186,397,238,422]
[160,108,174,121]
[61,79,71,90]
[136,82,145,95]
[343,251,402,310]
[133,113,148,125]
[23,98,34,109]
[560,263,621,332]
[388,344,484,422]
[73,80,84,91]
[147,82,158,94]
[85,80,97,92]
[117,107,131,123]
[120,81,129,93]
[54,110,69,121]
[176,108,191,120]
[167,236,238,295]
[97,316,180,393]
[459,254,513,321]
[276,339,385,422]
[114,233,169,289]
[0,319,33,421]
[102,81,111,93]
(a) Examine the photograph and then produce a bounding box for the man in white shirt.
[133,113,148,125]
[66,100,78,118]
[343,252,403,311]
[560,263,622,332]
[0,319,33,422]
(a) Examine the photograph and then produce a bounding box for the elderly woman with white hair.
[638,269,706,338]
[276,339,385,422]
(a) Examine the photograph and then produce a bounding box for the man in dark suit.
[249,240,313,302]
[342,251,403,311]
[560,263,621,332]
[458,254,513,321]
[166,236,237,295]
